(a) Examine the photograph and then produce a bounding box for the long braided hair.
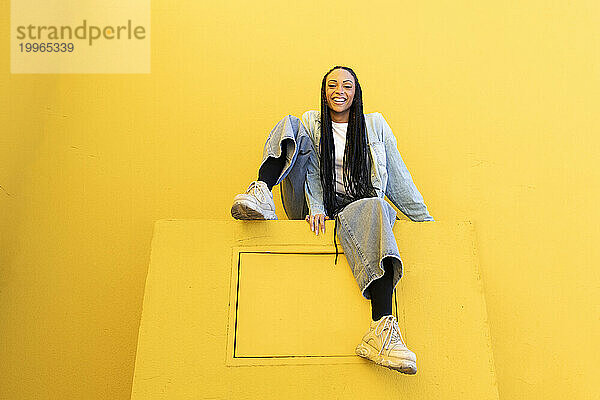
[319,66,377,217]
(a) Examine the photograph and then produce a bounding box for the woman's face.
[325,68,356,122]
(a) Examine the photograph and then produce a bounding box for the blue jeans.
[259,115,403,300]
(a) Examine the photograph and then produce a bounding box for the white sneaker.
[355,314,417,374]
[231,180,278,220]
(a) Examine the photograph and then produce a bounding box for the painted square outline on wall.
[225,246,404,367]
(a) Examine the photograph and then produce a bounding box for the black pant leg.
[367,257,395,321]
[257,140,289,190]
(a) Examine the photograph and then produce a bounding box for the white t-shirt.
[331,121,348,195]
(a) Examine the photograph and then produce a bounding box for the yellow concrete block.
[131,220,498,399]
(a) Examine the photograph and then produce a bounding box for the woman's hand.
[305,214,330,235]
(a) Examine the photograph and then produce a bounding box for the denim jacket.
[301,110,434,222]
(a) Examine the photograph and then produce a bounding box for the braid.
[319,66,377,217]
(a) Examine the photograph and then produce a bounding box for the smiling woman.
[230,65,435,375]
[325,69,356,122]
[317,67,376,221]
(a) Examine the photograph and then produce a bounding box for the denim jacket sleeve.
[379,113,435,222]
[302,111,326,216]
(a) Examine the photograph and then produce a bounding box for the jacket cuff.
[308,203,326,216]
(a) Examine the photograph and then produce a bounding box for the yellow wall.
[131,220,499,399]
[1,1,598,399]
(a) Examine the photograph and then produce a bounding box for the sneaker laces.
[245,181,269,204]
[374,315,406,355]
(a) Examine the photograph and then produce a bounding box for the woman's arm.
[379,113,435,222]
[302,112,329,234]
[304,139,329,234]
[304,136,326,216]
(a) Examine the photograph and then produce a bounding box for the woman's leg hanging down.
[366,257,395,321]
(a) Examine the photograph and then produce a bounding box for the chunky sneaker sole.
[231,197,278,220]
[355,342,417,375]
[230,181,278,220]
